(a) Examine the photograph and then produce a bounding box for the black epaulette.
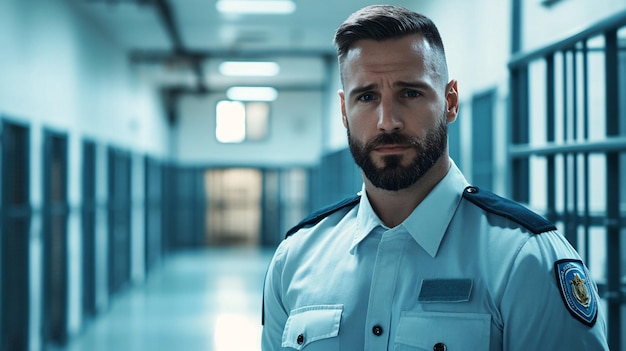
[462,186,556,234]
[285,195,361,238]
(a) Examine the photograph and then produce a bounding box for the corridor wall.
[0,0,171,349]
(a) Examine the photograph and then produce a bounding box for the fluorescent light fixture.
[216,0,296,14]
[219,61,280,77]
[226,87,278,101]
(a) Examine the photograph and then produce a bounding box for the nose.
[377,96,403,133]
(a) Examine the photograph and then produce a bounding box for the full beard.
[348,119,448,191]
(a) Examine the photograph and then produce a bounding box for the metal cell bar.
[570,48,581,250]
[510,66,530,203]
[604,29,622,350]
[581,39,591,269]
[550,213,626,227]
[546,54,557,223]
[509,136,626,156]
[562,50,575,246]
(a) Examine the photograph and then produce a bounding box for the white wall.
[324,62,348,152]
[0,0,169,153]
[0,0,170,346]
[176,91,324,167]
[522,0,626,53]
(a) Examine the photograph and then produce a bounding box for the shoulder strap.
[462,186,556,234]
[285,195,361,238]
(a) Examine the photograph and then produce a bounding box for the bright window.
[215,100,269,143]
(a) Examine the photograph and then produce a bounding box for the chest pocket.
[282,304,343,350]
[394,311,490,351]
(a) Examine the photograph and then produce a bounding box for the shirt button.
[433,342,447,351]
[297,334,304,345]
[372,325,383,336]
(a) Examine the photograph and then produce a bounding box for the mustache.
[364,133,419,151]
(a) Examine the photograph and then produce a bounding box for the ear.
[339,89,348,128]
[445,80,459,123]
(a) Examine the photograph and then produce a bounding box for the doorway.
[42,130,69,346]
[81,140,97,319]
[1,121,31,351]
[205,169,262,246]
[107,147,131,295]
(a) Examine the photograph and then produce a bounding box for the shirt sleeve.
[262,241,290,351]
[500,230,609,350]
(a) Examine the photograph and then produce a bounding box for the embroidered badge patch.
[554,259,598,327]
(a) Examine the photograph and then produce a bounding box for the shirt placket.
[364,228,407,350]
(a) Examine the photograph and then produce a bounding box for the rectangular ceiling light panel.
[219,61,280,76]
[226,87,278,101]
[216,0,296,14]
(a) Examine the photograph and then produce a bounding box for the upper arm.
[500,232,608,350]
[262,242,290,350]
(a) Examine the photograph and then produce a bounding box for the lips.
[373,144,411,154]
[365,133,416,154]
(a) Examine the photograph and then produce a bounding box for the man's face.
[339,34,457,191]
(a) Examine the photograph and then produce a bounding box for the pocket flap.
[282,304,343,350]
[395,311,490,350]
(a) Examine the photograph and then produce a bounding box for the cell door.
[0,121,31,351]
[107,148,131,295]
[82,140,97,318]
[42,130,69,346]
[144,157,162,272]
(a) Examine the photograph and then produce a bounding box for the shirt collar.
[350,160,469,257]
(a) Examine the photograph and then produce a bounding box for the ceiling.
[74,0,417,100]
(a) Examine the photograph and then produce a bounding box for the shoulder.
[285,195,360,238]
[461,186,556,234]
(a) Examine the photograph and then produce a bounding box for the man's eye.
[358,94,374,102]
[404,90,421,98]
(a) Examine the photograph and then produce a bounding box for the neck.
[364,156,450,228]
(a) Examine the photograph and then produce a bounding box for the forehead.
[342,34,441,87]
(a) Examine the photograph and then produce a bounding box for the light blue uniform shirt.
[262,163,608,350]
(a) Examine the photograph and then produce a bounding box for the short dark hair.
[334,5,448,83]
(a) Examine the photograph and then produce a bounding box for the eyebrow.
[348,84,377,100]
[396,80,433,91]
[348,80,433,99]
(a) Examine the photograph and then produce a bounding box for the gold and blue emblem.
[554,259,598,326]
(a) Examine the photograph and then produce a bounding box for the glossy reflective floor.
[64,247,274,351]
